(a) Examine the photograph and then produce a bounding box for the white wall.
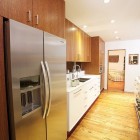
[109,50,125,71]
[105,39,140,92]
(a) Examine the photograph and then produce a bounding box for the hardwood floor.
[68,90,138,140]
[108,80,124,91]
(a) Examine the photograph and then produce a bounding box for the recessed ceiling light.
[111,20,115,23]
[114,31,118,34]
[115,36,120,40]
[71,27,76,31]
[104,0,110,3]
[83,25,87,28]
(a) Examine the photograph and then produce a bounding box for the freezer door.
[44,32,67,140]
[5,20,46,140]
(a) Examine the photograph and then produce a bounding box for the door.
[5,20,46,140]
[107,50,125,91]
[44,32,67,140]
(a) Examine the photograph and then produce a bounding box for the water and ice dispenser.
[20,76,41,116]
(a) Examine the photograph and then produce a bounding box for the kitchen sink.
[78,78,90,82]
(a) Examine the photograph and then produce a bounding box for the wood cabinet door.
[84,33,88,62]
[32,0,46,30]
[80,30,85,61]
[99,37,105,66]
[75,28,84,62]
[44,0,65,38]
[84,34,91,62]
[65,18,91,62]
[87,36,91,62]
[0,0,10,18]
[9,0,32,26]
[65,19,75,61]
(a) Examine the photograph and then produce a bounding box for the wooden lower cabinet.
[0,16,9,140]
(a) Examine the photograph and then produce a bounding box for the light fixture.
[71,27,76,31]
[114,31,118,34]
[111,20,115,23]
[104,0,110,3]
[83,25,87,28]
[115,36,120,40]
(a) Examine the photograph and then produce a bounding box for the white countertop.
[67,74,100,93]
[135,76,140,84]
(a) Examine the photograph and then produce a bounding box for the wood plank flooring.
[68,90,138,140]
[108,80,124,91]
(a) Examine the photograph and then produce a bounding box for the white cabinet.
[68,87,83,131]
[67,75,100,132]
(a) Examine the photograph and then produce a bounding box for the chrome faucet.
[71,62,81,87]
[72,62,81,72]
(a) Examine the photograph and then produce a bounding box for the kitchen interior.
[0,0,140,140]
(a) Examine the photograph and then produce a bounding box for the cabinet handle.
[27,10,32,22]
[35,15,39,25]
[74,89,81,95]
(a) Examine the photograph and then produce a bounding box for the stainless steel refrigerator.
[4,19,67,140]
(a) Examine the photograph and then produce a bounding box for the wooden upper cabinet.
[44,0,65,38]
[9,0,32,26]
[0,0,10,18]
[88,36,91,62]
[0,0,65,37]
[82,36,105,74]
[75,29,84,62]
[84,34,91,62]
[82,36,105,91]
[65,19,75,61]
[32,0,46,30]
[99,37,105,66]
[65,18,91,62]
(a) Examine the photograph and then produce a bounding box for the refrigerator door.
[44,32,67,140]
[5,20,47,140]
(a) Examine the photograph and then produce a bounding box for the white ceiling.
[65,0,140,42]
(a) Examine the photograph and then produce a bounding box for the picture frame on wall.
[129,54,139,65]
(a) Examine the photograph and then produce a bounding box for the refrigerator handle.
[45,61,51,117]
[41,61,48,119]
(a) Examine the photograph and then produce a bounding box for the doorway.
[107,50,126,91]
